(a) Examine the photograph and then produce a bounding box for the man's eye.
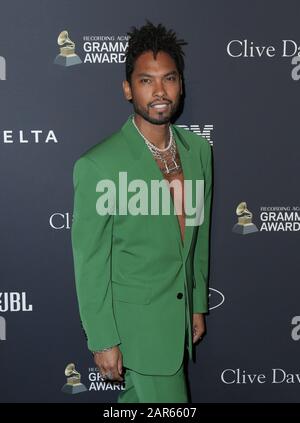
[141,78,151,84]
[166,76,176,81]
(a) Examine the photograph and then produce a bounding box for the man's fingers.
[117,356,123,377]
[101,366,123,382]
[193,326,205,343]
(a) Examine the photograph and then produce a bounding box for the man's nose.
[153,79,167,97]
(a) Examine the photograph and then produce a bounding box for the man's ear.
[179,76,183,96]
[122,80,132,101]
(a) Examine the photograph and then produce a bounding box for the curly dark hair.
[125,20,188,83]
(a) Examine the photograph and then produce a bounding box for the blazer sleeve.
[71,155,121,351]
[192,141,213,313]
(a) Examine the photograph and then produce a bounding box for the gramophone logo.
[232,201,258,235]
[54,30,82,67]
[61,363,87,394]
[0,56,6,80]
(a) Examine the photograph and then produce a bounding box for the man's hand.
[93,346,124,382]
[192,313,206,343]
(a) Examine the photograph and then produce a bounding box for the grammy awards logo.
[54,30,82,67]
[61,363,87,394]
[232,201,258,235]
[0,56,6,80]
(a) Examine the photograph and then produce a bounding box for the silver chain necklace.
[132,116,182,175]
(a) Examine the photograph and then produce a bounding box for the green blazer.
[71,114,213,375]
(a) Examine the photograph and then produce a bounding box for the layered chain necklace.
[132,116,182,175]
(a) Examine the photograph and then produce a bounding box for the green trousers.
[117,303,190,403]
[117,357,188,403]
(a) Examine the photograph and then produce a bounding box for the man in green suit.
[71,21,213,403]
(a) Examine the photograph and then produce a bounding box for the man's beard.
[132,99,180,125]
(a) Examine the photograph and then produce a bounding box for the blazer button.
[177,292,183,299]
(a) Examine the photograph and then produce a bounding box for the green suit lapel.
[121,114,195,260]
